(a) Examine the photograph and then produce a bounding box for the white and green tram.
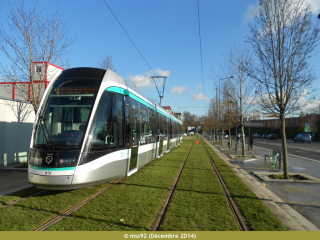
[28,68,183,190]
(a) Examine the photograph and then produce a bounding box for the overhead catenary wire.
[196,0,206,110]
[102,0,181,109]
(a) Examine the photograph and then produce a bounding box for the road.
[253,137,320,164]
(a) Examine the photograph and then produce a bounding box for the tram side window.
[140,104,149,145]
[158,113,163,137]
[148,107,156,143]
[168,119,172,138]
[86,91,124,151]
[164,117,170,138]
[116,95,124,147]
[132,99,140,146]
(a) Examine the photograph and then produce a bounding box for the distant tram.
[28,68,183,190]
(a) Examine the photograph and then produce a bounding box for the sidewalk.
[0,167,31,197]
[207,137,320,231]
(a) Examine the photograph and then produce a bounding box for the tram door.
[129,99,140,171]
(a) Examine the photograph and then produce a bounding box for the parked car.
[183,133,187,136]
[261,134,268,139]
[294,133,312,143]
[266,134,278,140]
[253,133,260,137]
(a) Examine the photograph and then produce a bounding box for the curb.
[205,139,319,231]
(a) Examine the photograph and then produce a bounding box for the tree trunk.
[241,116,246,157]
[280,113,288,179]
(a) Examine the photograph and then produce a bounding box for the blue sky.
[1,0,320,117]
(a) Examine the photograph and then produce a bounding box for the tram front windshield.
[33,78,101,148]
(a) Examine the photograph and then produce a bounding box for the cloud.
[243,0,320,23]
[189,85,203,94]
[306,0,320,14]
[192,93,210,102]
[243,2,260,22]
[128,68,170,89]
[171,86,187,94]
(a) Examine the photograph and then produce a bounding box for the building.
[162,106,172,115]
[0,62,64,100]
[0,62,64,167]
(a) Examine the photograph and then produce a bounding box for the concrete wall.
[0,99,35,167]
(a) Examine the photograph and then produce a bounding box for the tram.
[28,68,183,190]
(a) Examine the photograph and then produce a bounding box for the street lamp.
[218,76,233,145]
[228,100,238,154]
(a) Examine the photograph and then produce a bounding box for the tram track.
[33,177,126,231]
[150,140,249,231]
[202,142,249,231]
[150,143,194,231]
[0,190,47,209]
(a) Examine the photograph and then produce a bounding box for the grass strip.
[47,140,194,231]
[203,140,288,231]
[0,187,43,207]
[160,143,240,231]
[0,182,110,230]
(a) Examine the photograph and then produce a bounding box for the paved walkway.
[207,138,320,231]
[0,168,31,197]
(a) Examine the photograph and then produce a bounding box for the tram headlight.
[29,156,43,166]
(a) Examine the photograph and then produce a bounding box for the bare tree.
[298,111,306,132]
[2,98,34,122]
[221,82,238,149]
[97,55,116,72]
[0,0,75,113]
[306,113,319,138]
[222,45,256,156]
[203,98,219,141]
[182,111,198,133]
[247,0,320,178]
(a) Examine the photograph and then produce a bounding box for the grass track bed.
[0,187,43,207]
[161,143,239,231]
[0,183,110,231]
[204,140,288,231]
[47,140,194,231]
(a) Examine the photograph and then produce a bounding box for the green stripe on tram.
[29,165,76,171]
[106,86,155,110]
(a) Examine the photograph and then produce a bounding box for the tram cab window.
[85,91,124,151]
[33,78,101,148]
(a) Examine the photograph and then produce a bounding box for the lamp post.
[228,100,238,153]
[218,76,233,145]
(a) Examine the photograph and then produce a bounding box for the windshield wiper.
[39,115,55,151]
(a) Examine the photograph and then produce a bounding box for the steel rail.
[150,143,194,231]
[202,142,250,231]
[33,177,125,231]
[0,190,47,209]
